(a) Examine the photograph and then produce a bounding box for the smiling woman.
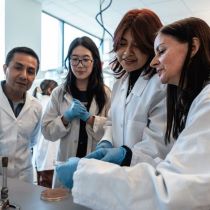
[69,45,94,85]
[68,16,210,210]
[54,8,173,191]
[41,36,111,188]
[151,34,189,85]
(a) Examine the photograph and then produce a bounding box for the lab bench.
[0,176,91,210]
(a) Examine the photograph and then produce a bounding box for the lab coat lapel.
[120,74,130,106]
[17,93,32,118]
[125,76,148,104]
[0,84,15,118]
[64,92,72,104]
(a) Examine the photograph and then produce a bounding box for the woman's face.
[70,45,94,82]
[150,33,188,86]
[116,29,149,72]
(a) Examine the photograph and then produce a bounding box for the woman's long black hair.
[64,36,107,114]
[161,17,210,144]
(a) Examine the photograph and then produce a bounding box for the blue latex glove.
[96,140,113,150]
[72,98,91,122]
[63,98,90,122]
[56,157,80,189]
[85,147,126,165]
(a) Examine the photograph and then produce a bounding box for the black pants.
[37,170,54,188]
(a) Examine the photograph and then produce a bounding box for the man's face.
[3,53,38,96]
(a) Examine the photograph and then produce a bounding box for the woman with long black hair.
[41,36,111,187]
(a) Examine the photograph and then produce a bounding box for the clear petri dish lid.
[40,188,69,202]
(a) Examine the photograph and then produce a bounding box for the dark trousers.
[37,170,54,188]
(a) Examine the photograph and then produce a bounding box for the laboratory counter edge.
[0,176,91,210]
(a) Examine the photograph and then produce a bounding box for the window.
[41,13,63,71]
[40,12,114,89]
[64,23,101,61]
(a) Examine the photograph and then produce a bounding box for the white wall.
[0,0,41,81]
[0,0,5,80]
[4,0,41,63]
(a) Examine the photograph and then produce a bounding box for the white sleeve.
[72,86,210,210]
[30,102,42,147]
[99,108,113,143]
[89,86,112,141]
[99,84,116,144]
[41,90,71,141]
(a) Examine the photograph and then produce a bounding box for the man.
[0,47,42,183]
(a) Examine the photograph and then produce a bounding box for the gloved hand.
[56,157,80,189]
[85,147,126,165]
[72,98,91,122]
[96,140,113,150]
[63,98,90,122]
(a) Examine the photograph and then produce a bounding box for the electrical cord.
[95,0,113,50]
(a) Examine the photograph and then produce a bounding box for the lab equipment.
[0,157,20,210]
[40,188,69,202]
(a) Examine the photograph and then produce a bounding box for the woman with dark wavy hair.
[84,8,172,166]
[41,36,111,187]
[55,9,173,191]
[71,17,210,210]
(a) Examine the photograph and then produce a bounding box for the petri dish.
[40,188,69,202]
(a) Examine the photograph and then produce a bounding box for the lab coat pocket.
[125,120,146,147]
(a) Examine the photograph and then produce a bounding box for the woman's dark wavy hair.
[110,8,162,79]
[161,17,210,144]
[64,36,107,114]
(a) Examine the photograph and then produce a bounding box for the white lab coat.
[102,73,172,166]
[33,95,59,171]
[41,84,111,187]
[0,84,42,183]
[72,84,210,210]
[41,84,111,161]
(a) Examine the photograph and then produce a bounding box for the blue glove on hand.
[56,157,80,189]
[63,98,90,122]
[96,140,113,150]
[76,100,91,122]
[85,147,126,165]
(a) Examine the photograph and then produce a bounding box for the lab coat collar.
[121,72,149,97]
[64,92,72,102]
[0,83,35,119]
[19,93,35,116]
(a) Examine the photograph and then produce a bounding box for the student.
[0,46,42,183]
[70,17,210,210]
[33,79,59,188]
[41,36,111,187]
[56,9,172,188]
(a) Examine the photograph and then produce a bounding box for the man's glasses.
[70,57,93,67]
